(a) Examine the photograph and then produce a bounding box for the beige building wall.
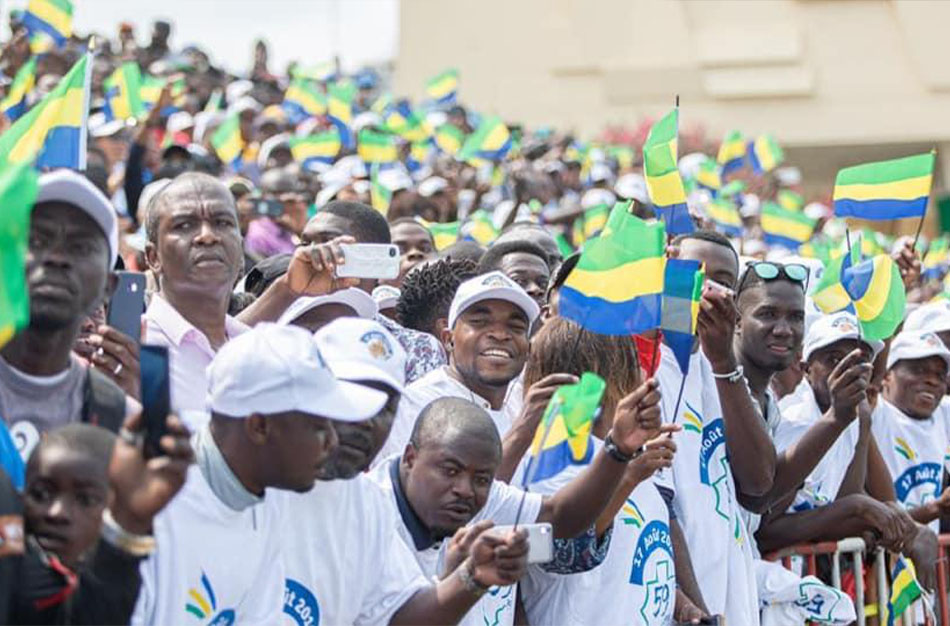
[395,0,950,233]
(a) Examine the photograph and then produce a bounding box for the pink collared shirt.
[143,294,249,427]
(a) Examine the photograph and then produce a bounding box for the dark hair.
[390,217,435,244]
[671,229,739,270]
[321,200,391,244]
[28,423,116,477]
[397,257,478,335]
[476,240,548,275]
[439,240,485,263]
[145,172,231,245]
[409,397,500,455]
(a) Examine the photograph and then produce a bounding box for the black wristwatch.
[604,432,640,463]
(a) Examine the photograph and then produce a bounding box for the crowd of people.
[1,11,949,626]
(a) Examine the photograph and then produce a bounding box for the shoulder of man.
[82,367,127,433]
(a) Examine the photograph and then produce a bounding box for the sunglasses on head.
[736,261,809,294]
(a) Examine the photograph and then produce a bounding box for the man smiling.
[378,271,538,460]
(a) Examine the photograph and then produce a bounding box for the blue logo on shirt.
[894,462,942,506]
[284,578,320,626]
[629,520,674,625]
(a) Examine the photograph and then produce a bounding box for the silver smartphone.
[336,243,400,280]
[491,523,554,564]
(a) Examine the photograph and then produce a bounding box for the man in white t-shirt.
[278,318,530,626]
[873,330,950,534]
[133,323,388,625]
[380,271,541,460]
[371,383,663,626]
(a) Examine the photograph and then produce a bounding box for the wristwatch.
[458,559,490,597]
[604,432,640,463]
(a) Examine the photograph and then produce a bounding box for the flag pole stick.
[512,397,561,530]
[670,373,687,426]
[911,213,926,252]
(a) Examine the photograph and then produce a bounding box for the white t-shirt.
[774,382,862,511]
[368,456,543,626]
[519,439,675,626]
[656,347,759,624]
[871,398,950,533]
[377,366,523,464]
[132,465,285,626]
[274,476,430,626]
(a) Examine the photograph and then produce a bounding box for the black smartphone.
[140,345,170,459]
[255,198,284,218]
[106,271,146,343]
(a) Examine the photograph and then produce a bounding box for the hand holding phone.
[107,271,147,343]
[490,523,554,564]
[336,243,401,280]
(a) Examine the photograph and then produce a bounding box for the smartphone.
[106,271,147,343]
[336,243,400,280]
[140,345,170,459]
[491,523,554,564]
[255,198,284,218]
[705,279,734,297]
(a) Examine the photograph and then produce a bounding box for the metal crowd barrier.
[766,535,947,625]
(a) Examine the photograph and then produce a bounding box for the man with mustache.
[0,170,134,463]
[872,330,950,533]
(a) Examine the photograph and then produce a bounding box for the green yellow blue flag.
[426,68,459,105]
[717,130,746,175]
[560,201,666,335]
[289,130,341,169]
[103,62,144,122]
[369,163,391,216]
[427,220,460,251]
[833,153,934,221]
[706,198,743,237]
[384,100,428,143]
[696,158,721,192]
[357,128,398,164]
[747,134,784,174]
[211,113,244,168]
[23,0,72,51]
[1,57,37,122]
[840,254,906,341]
[434,124,465,156]
[0,52,90,170]
[886,555,924,625]
[327,81,356,149]
[760,202,816,249]
[139,74,164,110]
[923,236,950,281]
[461,210,498,246]
[527,372,605,484]
[661,259,704,375]
[582,204,610,240]
[0,162,39,349]
[777,189,804,211]
[282,79,327,123]
[812,249,858,316]
[643,108,693,235]
[458,116,511,166]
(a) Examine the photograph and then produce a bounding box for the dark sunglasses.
[736,261,809,294]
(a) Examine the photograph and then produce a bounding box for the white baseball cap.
[207,323,387,421]
[886,330,950,371]
[277,288,378,326]
[903,300,950,335]
[614,173,649,204]
[418,176,448,198]
[448,271,540,329]
[36,169,119,265]
[372,285,400,310]
[314,318,407,393]
[802,311,883,362]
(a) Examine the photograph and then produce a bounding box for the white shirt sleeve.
[478,479,544,526]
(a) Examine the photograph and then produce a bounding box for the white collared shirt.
[376,366,523,464]
[143,294,248,428]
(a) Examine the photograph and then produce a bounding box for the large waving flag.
[760,202,816,250]
[1,57,37,123]
[210,113,244,168]
[23,0,73,51]
[458,116,511,166]
[717,130,746,175]
[560,202,666,335]
[289,130,341,169]
[643,108,693,235]
[661,259,704,375]
[527,373,605,484]
[426,68,459,105]
[103,62,145,122]
[0,52,90,170]
[327,81,356,149]
[706,198,743,237]
[841,254,906,341]
[747,134,784,174]
[0,162,39,349]
[357,129,397,165]
[833,153,934,221]
[282,78,327,123]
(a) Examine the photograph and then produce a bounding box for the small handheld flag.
[812,250,857,316]
[22,0,73,51]
[425,69,459,105]
[282,79,327,123]
[458,116,511,166]
[103,62,145,122]
[560,202,666,336]
[717,130,746,175]
[0,52,91,170]
[434,124,465,156]
[427,221,460,251]
[706,198,743,237]
[886,555,925,625]
[777,189,804,211]
[746,134,784,174]
[695,158,722,192]
[327,81,356,149]
[833,153,934,221]
[582,204,610,240]
[384,100,428,143]
[661,259,704,375]
[357,128,398,164]
[525,372,605,484]
[1,57,37,122]
[922,237,950,281]
[369,163,392,215]
[643,108,694,235]
[210,113,244,168]
[289,130,341,169]
[760,202,816,250]
[840,254,906,341]
[461,210,498,246]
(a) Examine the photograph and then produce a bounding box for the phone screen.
[140,345,170,459]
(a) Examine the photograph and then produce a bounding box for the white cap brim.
[36,170,118,265]
[211,376,386,423]
[329,360,404,394]
[277,289,378,326]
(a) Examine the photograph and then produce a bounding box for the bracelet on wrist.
[711,364,745,384]
[604,432,640,463]
[100,509,156,557]
[458,559,490,596]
